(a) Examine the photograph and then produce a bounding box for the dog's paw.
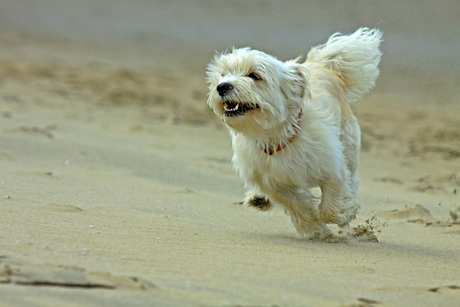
[337,201,360,228]
[246,196,272,212]
[320,201,360,227]
[293,221,332,238]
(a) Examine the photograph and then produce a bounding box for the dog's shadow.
[245,227,379,249]
[247,228,459,266]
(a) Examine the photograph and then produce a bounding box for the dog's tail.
[306,27,383,103]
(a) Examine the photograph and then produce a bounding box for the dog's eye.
[247,72,261,81]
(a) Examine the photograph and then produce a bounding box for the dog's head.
[206,48,309,137]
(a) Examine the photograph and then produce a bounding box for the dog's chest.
[234,142,309,190]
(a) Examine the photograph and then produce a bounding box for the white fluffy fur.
[206,28,382,237]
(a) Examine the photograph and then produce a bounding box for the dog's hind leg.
[318,115,361,227]
[341,117,361,197]
[340,117,361,219]
[319,172,359,228]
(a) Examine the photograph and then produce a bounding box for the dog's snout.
[217,82,233,97]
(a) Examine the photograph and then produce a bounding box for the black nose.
[217,82,233,97]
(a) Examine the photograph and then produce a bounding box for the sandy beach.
[1,1,459,306]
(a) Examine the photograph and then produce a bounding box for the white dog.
[206,28,382,237]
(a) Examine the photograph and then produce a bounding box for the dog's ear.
[281,61,309,102]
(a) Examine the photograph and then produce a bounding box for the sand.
[1,1,459,306]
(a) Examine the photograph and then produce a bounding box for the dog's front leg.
[269,189,330,237]
[243,190,272,211]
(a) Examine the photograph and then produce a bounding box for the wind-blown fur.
[206,28,382,237]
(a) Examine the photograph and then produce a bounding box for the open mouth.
[223,101,259,117]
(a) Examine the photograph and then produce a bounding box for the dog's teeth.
[224,102,239,112]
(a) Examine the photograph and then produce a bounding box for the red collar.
[264,108,303,155]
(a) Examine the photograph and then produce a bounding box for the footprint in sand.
[9,125,57,139]
[378,204,434,222]
[0,259,155,291]
[40,203,84,213]
[379,204,460,228]
[410,173,459,193]
[428,285,460,293]
[374,176,403,185]
[343,297,381,306]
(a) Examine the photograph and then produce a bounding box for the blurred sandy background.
[0,1,459,306]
